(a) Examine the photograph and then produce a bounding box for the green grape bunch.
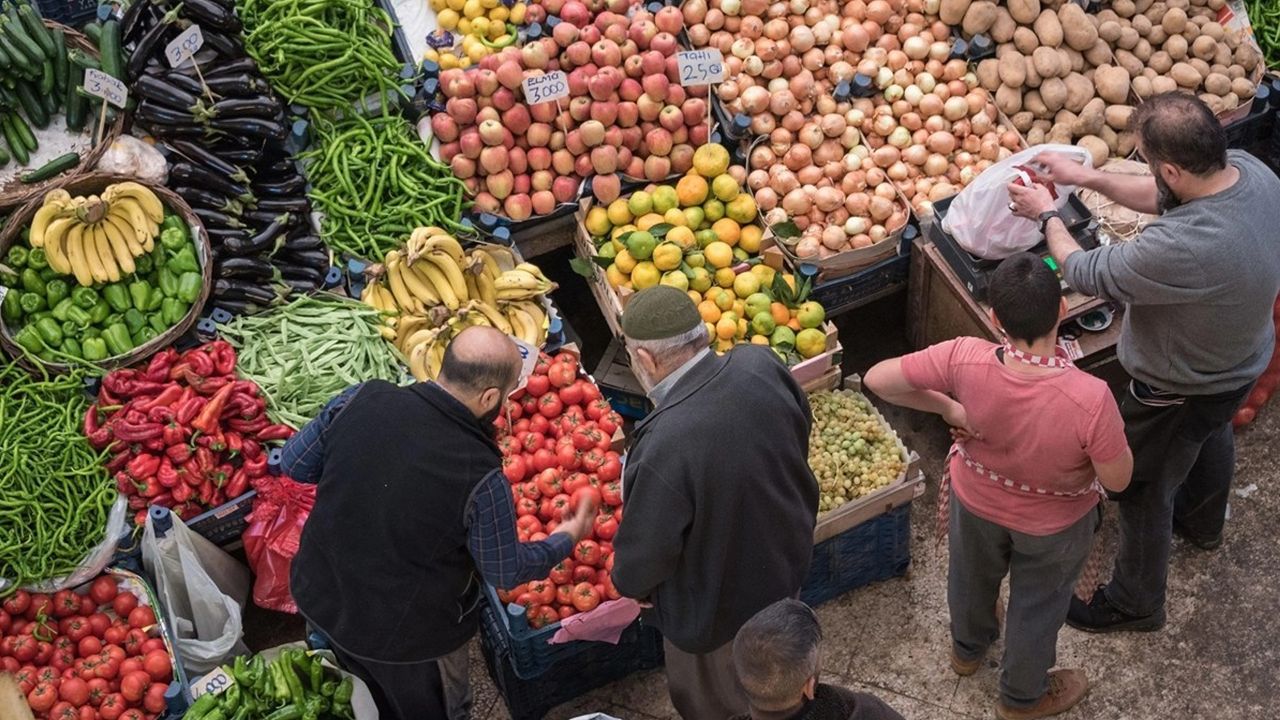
[808,390,907,515]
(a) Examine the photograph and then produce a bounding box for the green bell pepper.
[128,280,150,311]
[81,336,107,361]
[59,337,81,359]
[33,317,62,346]
[82,327,100,339]
[158,268,178,298]
[87,299,110,325]
[19,292,44,314]
[135,252,154,275]
[38,267,58,282]
[160,298,187,325]
[102,323,133,356]
[2,288,23,324]
[14,325,46,354]
[61,320,77,338]
[29,311,51,323]
[26,248,47,270]
[147,312,167,334]
[45,279,68,308]
[0,268,16,288]
[51,297,74,321]
[122,308,146,334]
[152,245,167,270]
[71,286,99,309]
[132,327,158,346]
[20,268,45,295]
[176,272,201,303]
[65,304,91,327]
[170,246,199,274]
[144,287,164,311]
[5,245,27,268]
[160,226,188,251]
[103,284,131,312]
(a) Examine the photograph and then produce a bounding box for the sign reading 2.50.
[676,50,725,86]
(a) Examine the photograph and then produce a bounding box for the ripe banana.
[102,182,163,223]
[469,249,502,281]
[108,203,149,256]
[101,214,138,276]
[505,305,539,345]
[30,202,68,248]
[402,261,443,307]
[473,267,498,306]
[386,254,425,315]
[41,217,77,275]
[424,250,469,303]
[466,300,513,334]
[414,257,460,310]
[64,224,93,287]
[92,224,121,283]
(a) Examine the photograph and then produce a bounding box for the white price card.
[512,337,539,384]
[676,49,725,86]
[165,24,205,67]
[522,71,569,105]
[83,68,129,109]
[190,666,233,699]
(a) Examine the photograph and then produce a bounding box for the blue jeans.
[1103,380,1251,617]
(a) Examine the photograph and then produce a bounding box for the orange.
[770,302,790,326]
[711,218,741,247]
[697,300,722,323]
[676,174,709,207]
[787,318,802,332]
[715,315,738,340]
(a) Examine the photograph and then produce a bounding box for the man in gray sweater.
[1008,92,1280,633]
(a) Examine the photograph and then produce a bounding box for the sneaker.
[1172,517,1223,551]
[951,650,981,677]
[1066,586,1166,633]
[995,669,1089,720]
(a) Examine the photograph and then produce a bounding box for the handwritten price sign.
[165,24,204,67]
[512,337,539,384]
[83,68,128,109]
[522,71,569,105]
[677,49,725,86]
[190,667,233,699]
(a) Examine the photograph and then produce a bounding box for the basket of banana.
[359,227,558,381]
[0,173,211,371]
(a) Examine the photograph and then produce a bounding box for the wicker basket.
[0,21,126,207]
[0,173,213,373]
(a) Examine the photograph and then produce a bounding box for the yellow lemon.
[715,267,737,288]
[653,242,683,271]
[697,300,721,323]
[605,264,627,287]
[688,266,713,293]
[704,241,734,269]
[606,199,633,227]
[687,290,703,305]
[627,191,653,217]
[683,206,705,230]
[636,213,665,231]
[685,251,706,269]
[710,288,734,312]
[471,16,489,34]
[614,248,637,274]
[666,225,696,251]
[702,198,725,223]
[625,231,656,261]
[663,208,688,227]
[731,300,745,318]
[660,270,689,291]
[750,263,776,287]
[631,261,660,289]
[751,334,770,346]
[652,186,678,213]
[733,271,761,299]
[711,174,740,202]
[490,6,509,20]
[796,328,827,358]
[797,301,826,329]
[711,218,741,247]
[738,225,763,254]
[438,8,460,29]
[693,144,731,178]
[725,194,758,224]
[508,2,525,22]
[446,0,465,12]
[585,206,611,237]
[676,174,709,206]
[716,315,738,340]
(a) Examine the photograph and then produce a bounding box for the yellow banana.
[427,340,446,379]
[425,250,468,302]
[402,261,443,307]
[464,272,480,303]
[101,215,138,275]
[30,202,68,248]
[494,269,542,292]
[468,300,513,334]
[470,248,502,280]
[506,306,537,345]
[65,224,94,287]
[92,224,121,283]
[43,188,71,205]
[82,224,110,283]
[474,268,498,306]
[511,300,548,333]
[103,182,163,223]
[516,262,552,284]
[414,257,459,310]
[108,203,149,256]
[409,342,431,381]
[424,235,465,265]
[385,255,424,315]
[41,217,78,275]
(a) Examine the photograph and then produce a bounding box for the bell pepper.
[103,284,131,313]
[38,267,57,281]
[129,280,151,311]
[87,299,110,325]
[123,308,146,334]
[192,383,235,434]
[1,288,22,324]
[82,336,108,361]
[102,323,134,356]
[5,245,27,267]
[71,286,98,309]
[132,327,159,346]
[176,272,201,303]
[145,287,164,311]
[25,248,47,270]
[14,325,46,354]
[165,443,192,464]
[145,312,166,334]
[176,396,206,425]
[51,297,74,321]
[182,348,215,377]
[34,317,63,346]
[170,246,199,274]
[209,341,237,375]
[135,253,153,275]
[126,453,161,480]
[59,337,82,359]
[225,468,249,498]
[45,279,68,308]
[256,424,294,441]
[20,268,46,295]
[152,244,167,269]
[61,320,77,338]
[156,458,180,488]
[162,215,188,242]
[82,327,100,338]
[158,267,179,298]
[160,298,186,326]
[65,304,91,327]
[242,454,268,478]
[19,292,44,314]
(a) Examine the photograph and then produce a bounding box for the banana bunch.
[360,227,556,380]
[29,183,165,287]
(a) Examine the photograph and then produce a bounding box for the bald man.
[282,327,596,720]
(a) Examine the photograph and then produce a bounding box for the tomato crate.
[479,594,664,720]
[186,490,258,550]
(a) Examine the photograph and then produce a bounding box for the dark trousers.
[331,643,472,720]
[664,638,749,720]
[1104,380,1250,617]
[949,499,1096,708]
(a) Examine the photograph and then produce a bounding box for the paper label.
[165,24,205,68]
[190,666,233,699]
[676,49,725,86]
[512,337,539,383]
[83,69,128,109]
[522,71,569,105]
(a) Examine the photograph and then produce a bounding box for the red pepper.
[186,372,232,395]
[256,424,294,442]
[165,444,192,464]
[127,493,147,510]
[195,447,216,473]
[197,480,214,505]
[150,492,174,508]
[133,509,149,526]
[242,455,268,478]
[126,381,171,398]
[192,383,236,434]
[228,416,269,433]
[156,459,180,488]
[241,438,262,460]
[147,405,175,424]
[87,427,113,451]
[224,394,261,420]
[105,451,131,473]
[207,341,238,376]
[211,463,232,488]
[173,502,201,520]
[123,408,146,425]
[223,468,248,498]
[125,454,161,479]
[162,423,186,447]
[134,477,161,498]
[83,405,102,437]
[231,380,258,396]
[183,348,216,378]
[176,396,206,425]
[102,370,139,399]
[225,432,243,455]
[135,385,183,413]
[115,473,134,496]
[144,349,178,383]
[114,421,162,442]
[182,460,203,485]
[171,481,193,503]
[98,386,121,406]
[141,437,166,452]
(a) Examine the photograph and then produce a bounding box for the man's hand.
[1007,182,1056,220]
[553,496,597,543]
[942,400,981,443]
[1034,151,1095,186]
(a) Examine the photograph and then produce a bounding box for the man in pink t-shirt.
[866,253,1133,720]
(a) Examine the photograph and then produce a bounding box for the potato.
[1152,75,1179,93]
[991,8,1017,43]
[1235,44,1260,71]
[1064,48,1085,73]
[1072,98,1106,136]
[1041,77,1068,112]
[1025,56,1043,88]
[1132,75,1154,98]
[1143,67,1159,80]
[1077,135,1110,167]
[1032,46,1062,78]
[1098,20,1123,43]
[1214,44,1233,67]
[1203,72,1230,96]
[1207,0,1225,8]
[1190,35,1218,60]
[1132,15,1153,37]
[1009,0,1041,24]
[1189,57,1212,77]
[1048,123,1074,145]
[1094,65,1132,104]
[1115,49,1146,78]
[1117,131,1137,157]
[1133,39,1153,62]
[1014,27,1041,55]
[1056,109,1079,128]
[977,58,1002,91]
[1105,104,1135,130]
[1025,89,1049,117]
[1096,9,1120,23]
[1027,127,1048,146]
[1148,26,1168,46]
[1162,7,1188,34]
[1201,22,1225,42]
[1221,92,1240,110]
[1181,23,1200,41]
[1168,0,1189,9]
[1011,111,1036,133]
[996,83,1023,115]
[1034,9,1064,48]
[962,1,999,35]
[998,53,1026,87]
[1063,72,1094,112]
[1165,34,1188,60]
[1060,4,1099,51]
[1147,50,1174,75]
[1117,26,1141,50]
[1231,75,1256,98]
[940,0,972,25]
[1086,39,1115,67]
[1136,0,1156,12]
[1168,62,1202,87]
[1113,0,1137,17]
[1224,28,1242,50]
[1100,125,1120,153]
[1199,93,1224,114]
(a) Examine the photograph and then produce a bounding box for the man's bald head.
[438,326,522,400]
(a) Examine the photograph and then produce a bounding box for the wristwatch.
[1037,210,1061,235]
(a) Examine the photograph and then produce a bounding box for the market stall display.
[183,649,355,720]
[422,0,529,69]
[809,386,908,514]
[1248,0,1280,68]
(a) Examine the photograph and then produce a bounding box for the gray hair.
[733,599,823,713]
[625,323,708,373]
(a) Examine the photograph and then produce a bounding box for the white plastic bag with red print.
[942,144,1092,260]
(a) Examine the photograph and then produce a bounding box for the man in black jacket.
[612,286,819,720]
[281,327,595,720]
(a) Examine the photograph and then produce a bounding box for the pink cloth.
[549,598,642,644]
[901,337,1126,536]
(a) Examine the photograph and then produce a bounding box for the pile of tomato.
[493,351,627,629]
[0,574,174,720]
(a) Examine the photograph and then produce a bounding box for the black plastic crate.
[186,489,257,549]
[809,230,914,316]
[23,0,98,28]
[800,504,912,607]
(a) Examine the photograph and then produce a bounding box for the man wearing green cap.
[611,285,819,720]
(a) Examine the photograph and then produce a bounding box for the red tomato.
[531,448,557,473]
[593,513,619,540]
[601,481,623,506]
[519,481,541,500]
[574,540,601,566]
[550,493,572,520]
[28,682,58,712]
[110,594,138,620]
[48,701,78,720]
[0,610,10,635]
[536,605,560,628]
[580,381,602,404]
[573,565,597,583]
[94,657,120,681]
[2,590,30,616]
[11,635,37,662]
[502,456,527,484]
[98,694,126,720]
[86,678,110,707]
[62,617,92,642]
[570,426,594,451]
[120,671,150,702]
[571,487,601,514]
[579,448,605,473]
[586,397,611,420]
[529,532,548,542]
[28,594,53,620]
[520,431,545,454]
[60,676,91,705]
[553,352,579,373]
[555,443,581,470]
[571,582,601,612]
[558,605,577,620]
[520,394,539,416]
[103,645,125,664]
[515,515,543,534]
[143,683,167,712]
[528,413,551,435]
[538,393,564,418]
[555,585,574,606]
[34,640,53,664]
[102,627,126,646]
[548,362,576,389]
[126,606,155,630]
[515,497,539,517]
[123,629,147,656]
[118,657,143,677]
[527,605,553,629]
[77,595,96,617]
[562,472,590,495]
[598,412,621,436]
[497,436,518,456]
[525,374,550,397]
[535,468,564,498]
[0,657,16,673]
[527,580,556,605]
[87,613,111,638]
[558,383,583,406]
[548,560,575,585]
[118,710,145,720]
[598,456,622,484]
[77,706,96,720]
[534,353,552,375]
[34,666,59,685]
[12,665,35,694]
[31,618,58,643]
[602,572,621,601]
[52,590,81,619]
[78,636,103,658]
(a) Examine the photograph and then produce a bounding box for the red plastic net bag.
[243,475,316,613]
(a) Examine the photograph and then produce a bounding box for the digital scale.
[927,192,1101,303]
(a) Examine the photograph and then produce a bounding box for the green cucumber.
[0,145,10,166]
[64,62,85,131]
[38,58,52,96]
[9,107,36,152]
[13,81,46,129]
[17,6,55,60]
[21,152,78,183]
[0,25,34,74]
[98,20,121,82]
[40,80,58,115]
[81,22,101,45]
[50,27,65,95]
[0,36,13,70]
[1,17,45,71]
[2,114,28,165]
[67,49,99,71]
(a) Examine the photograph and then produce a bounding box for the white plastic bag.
[142,511,251,674]
[94,135,169,183]
[3,495,128,595]
[942,144,1092,260]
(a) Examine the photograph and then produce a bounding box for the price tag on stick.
[190,666,233,700]
[522,71,571,136]
[165,24,204,67]
[676,50,724,141]
[512,337,539,385]
[83,68,128,145]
